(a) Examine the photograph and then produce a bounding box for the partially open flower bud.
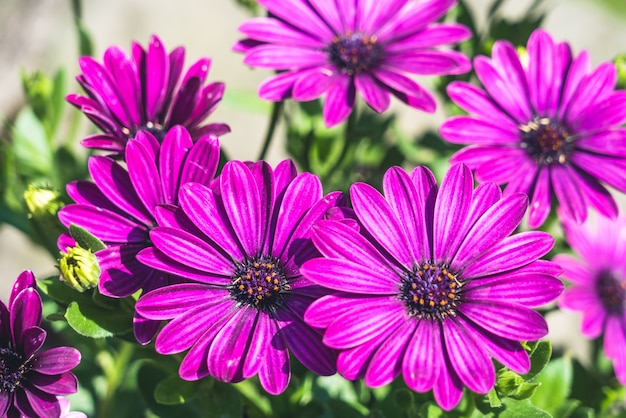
[58,245,100,292]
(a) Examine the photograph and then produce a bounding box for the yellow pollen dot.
[247,289,253,294]
[429,300,435,307]
[253,262,259,268]
[448,293,455,299]
[239,285,245,291]
[413,296,418,302]
[257,286,263,291]
[440,300,447,306]
[274,286,279,291]
[419,299,425,305]
[411,283,417,289]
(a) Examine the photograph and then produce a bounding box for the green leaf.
[64,300,133,338]
[487,388,502,408]
[523,340,552,381]
[48,69,67,137]
[37,276,93,305]
[500,398,552,418]
[530,355,573,414]
[11,107,53,177]
[154,374,201,405]
[69,223,106,252]
[204,380,243,418]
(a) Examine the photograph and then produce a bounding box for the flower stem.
[97,341,135,418]
[257,100,284,161]
[326,104,358,179]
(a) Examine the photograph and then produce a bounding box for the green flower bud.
[58,245,101,292]
[614,53,626,90]
[24,184,63,218]
[21,70,53,122]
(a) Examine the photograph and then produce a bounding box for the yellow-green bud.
[24,184,64,218]
[58,246,101,292]
[614,53,626,90]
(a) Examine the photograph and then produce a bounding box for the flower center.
[229,255,290,312]
[326,33,382,75]
[597,271,626,315]
[519,117,571,165]
[399,262,463,321]
[0,347,29,393]
[122,121,166,142]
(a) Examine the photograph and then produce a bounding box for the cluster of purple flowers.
[44,0,626,413]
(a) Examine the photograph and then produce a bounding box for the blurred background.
[1,0,626,364]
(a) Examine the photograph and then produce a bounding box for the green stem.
[257,100,284,161]
[325,104,358,179]
[97,341,135,418]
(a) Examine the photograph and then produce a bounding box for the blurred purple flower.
[0,271,81,417]
[68,35,229,156]
[135,160,346,394]
[440,29,626,228]
[301,163,562,410]
[58,126,220,343]
[556,212,626,384]
[235,0,471,126]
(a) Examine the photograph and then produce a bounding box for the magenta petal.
[28,372,78,395]
[433,164,473,263]
[158,126,192,204]
[136,247,230,285]
[351,182,414,266]
[239,17,325,48]
[374,68,436,112]
[180,183,243,259]
[354,73,391,113]
[310,221,389,268]
[276,311,336,376]
[527,29,556,116]
[301,258,398,294]
[465,273,563,308]
[553,254,595,285]
[323,303,406,349]
[460,301,548,341]
[127,135,164,216]
[31,347,81,375]
[323,76,355,127]
[20,386,60,418]
[136,283,228,319]
[207,307,257,383]
[461,231,554,279]
[383,167,430,261]
[292,66,337,102]
[257,0,334,40]
[10,271,36,309]
[337,337,381,380]
[402,319,440,392]
[150,227,233,276]
[145,36,169,121]
[364,318,414,387]
[258,319,290,395]
[527,167,551,229]
[258,70,303,101]
[305,294,396,329]
[221,161,262,256]
[59,204,148,243]
[439,116,520,144]
[433,351,464,411]
[452,193,528,270]
[443,319,494,393]
[20,326,46,358]
[11,289,42,345]
[244,45,327,70]
[551,165,587,225]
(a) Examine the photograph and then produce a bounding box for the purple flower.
[0,271,81,417]
[58,126,220,343]
[300,163,563,410]
[440,29,626,228]
[235,0,471,126]
[134,160,345,394]
[68,35,229,155]
[556,212,626,384]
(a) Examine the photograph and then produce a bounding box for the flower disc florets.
[230,255,290,312]
[597,271,626,315]
[520,117,571,165]
[400,262,462,320]
[327,33,382,75]
[0,348,29,393]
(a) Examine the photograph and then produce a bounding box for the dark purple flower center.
[520,117,572,165]
[0,347,29,393]
[326,33,383,75]
[597,271,626,315]
[229,255,290,312]
[122,122,167,142]
[399,262,463,321]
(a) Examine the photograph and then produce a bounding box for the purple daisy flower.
[0,270,81,417]
[300,163,563,410]
[58,125,220,343]
[134,160,345,394]
[235,0,471,126]
[555,212,626,384]
[68,35,229,155]
[440,29,626,228]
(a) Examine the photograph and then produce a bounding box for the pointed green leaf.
[154,374,201,405]
[523,340,552,381]
[500,398,551,418]
[64,300,133,338]
[11,107,53,177]
[69,223,106,252]
[530,355,573,414]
